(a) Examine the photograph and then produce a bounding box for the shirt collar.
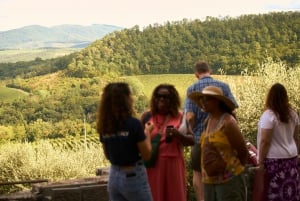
[199,75,212,80]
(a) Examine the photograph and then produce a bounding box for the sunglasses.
[155,93,171,100]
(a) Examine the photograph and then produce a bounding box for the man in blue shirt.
[184,61,238,201]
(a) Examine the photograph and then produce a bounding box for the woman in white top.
[257,83,299,201]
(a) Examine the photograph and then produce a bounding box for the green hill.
[67,11,300,76]
[1,11,299,80]
[0,24,123,49]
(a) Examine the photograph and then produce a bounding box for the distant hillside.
[0,48,78,63]
[0,24,123,49]
[1,11,299,78]
[67,11,299,76]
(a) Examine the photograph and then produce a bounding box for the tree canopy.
[0,11,299,79]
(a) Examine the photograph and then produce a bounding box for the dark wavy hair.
[150,84,181,117]
[219,101,236,119]
[265,83,291,123]
[96,82,133,135]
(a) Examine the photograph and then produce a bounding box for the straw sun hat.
[188,86,236,111]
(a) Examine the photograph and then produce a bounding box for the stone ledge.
[0,168,109,201]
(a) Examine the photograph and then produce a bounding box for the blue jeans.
[108,161,153,201]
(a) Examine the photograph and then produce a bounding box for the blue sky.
[0,0,299,31]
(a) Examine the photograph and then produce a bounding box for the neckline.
[206,113,227,135]
[154,114,170,133]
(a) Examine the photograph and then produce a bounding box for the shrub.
[235,58,300,144]
[0,139,109,194]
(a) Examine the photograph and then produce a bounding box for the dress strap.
[157,115,170,134]
[205,113,227,135]
[216,113,227,128]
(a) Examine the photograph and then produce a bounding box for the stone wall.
[0,171,108,201]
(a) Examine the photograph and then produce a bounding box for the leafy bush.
[235,58,300,144]
[0,137,109,194]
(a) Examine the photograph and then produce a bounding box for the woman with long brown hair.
[257,83,299,201]
[96,82,153,201]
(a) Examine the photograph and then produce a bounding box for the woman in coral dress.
[141,84,194,201]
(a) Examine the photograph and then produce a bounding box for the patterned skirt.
[264,156,300,201]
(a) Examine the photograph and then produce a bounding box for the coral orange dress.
[146,113,186,201]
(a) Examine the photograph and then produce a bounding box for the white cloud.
[0,0,299,31]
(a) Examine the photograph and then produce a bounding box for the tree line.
[67,11,299,77]
[0,11,299,80]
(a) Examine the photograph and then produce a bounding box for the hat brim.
[188,92,236,111]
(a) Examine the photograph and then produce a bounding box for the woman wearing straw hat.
[189,85,248,201]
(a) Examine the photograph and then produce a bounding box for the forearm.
[138,133,152,161]
[145,130,152,150]
[258,140,270,165]
[224,119,247,165]
[294,136,299,154]
[232,142,248,165]
[140,122,154,160]
[294,124,299,154]
[186,111,195,129]
[175,131,195,146]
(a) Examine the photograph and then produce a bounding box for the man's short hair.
[194,61,210,73]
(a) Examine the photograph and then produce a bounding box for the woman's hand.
[257,163,265,170]
[166,126,175,136]
[145,122,154,135]
[168,127,195,146]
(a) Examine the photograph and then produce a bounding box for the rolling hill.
[0,24,123,49]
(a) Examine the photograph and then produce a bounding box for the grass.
[133,74,239,103]
[0,84,28,102]
[0,48,78,63]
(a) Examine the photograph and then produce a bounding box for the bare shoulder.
[223,114,237,125]
[222,114,242,138]
[222,114,239,133]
